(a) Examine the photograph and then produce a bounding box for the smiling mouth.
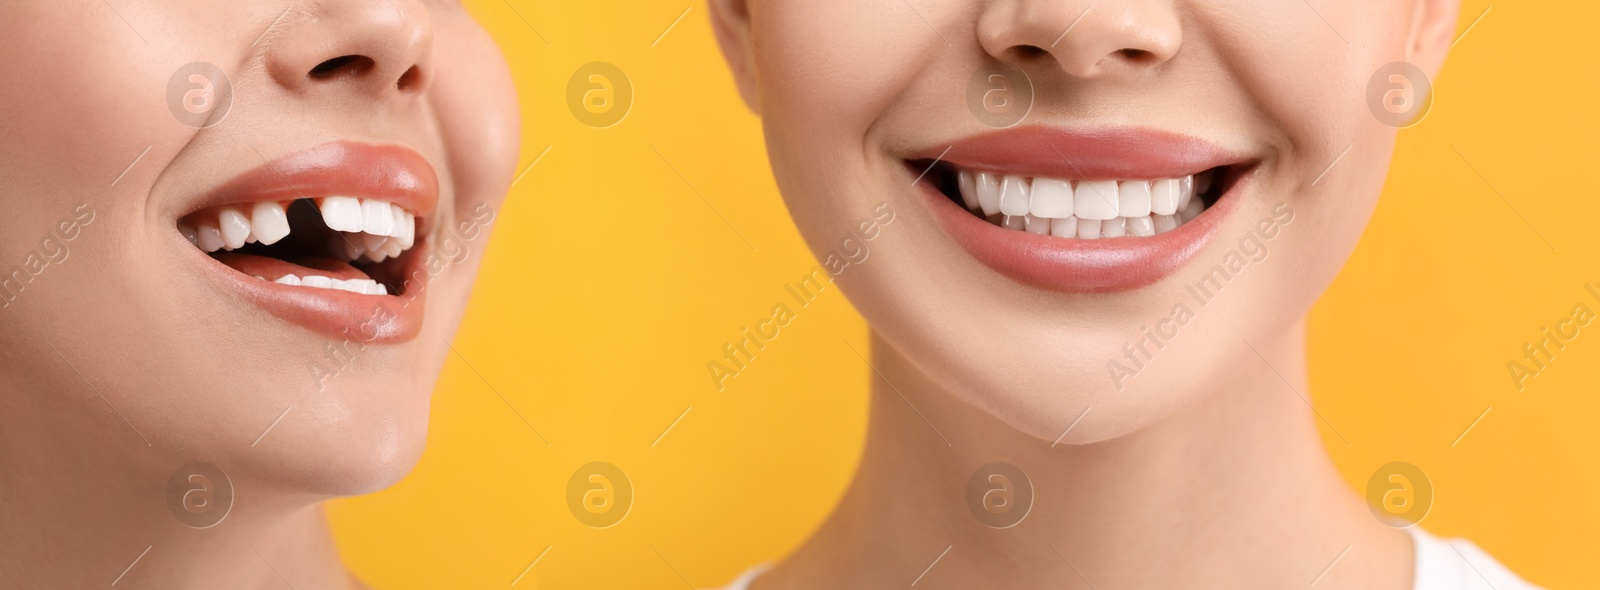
[179,196,419,296]
[176,141,440,343]
[904,126,1258,293]
[913,162,1245,238]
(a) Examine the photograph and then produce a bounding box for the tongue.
[213,253,374,282]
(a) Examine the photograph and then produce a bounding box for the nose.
[977,0,1182,78]
[265,0,434,99]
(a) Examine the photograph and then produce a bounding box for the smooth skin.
[711,0,1459,588]
[0,1,518,588]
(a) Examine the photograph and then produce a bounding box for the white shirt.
[711,528,1541,589]
[1409,528,1542,589]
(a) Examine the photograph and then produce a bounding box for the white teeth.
[1101,217,1127,238]
[1118,181,1152,218]
[361,232,389,256]
[250,201,291,245]
[320,196,364,233]
[197,219,225,253]
[1050,216,1078,238]
[999,175,1031,216]
[1127,215,1156,237]
[1153,214,1179,234]
[218,206,252,250]
[389,205,407,244]
[1076,218,1102,239]
[362,199,396,236]
[333,234,365,261]
[976,172,1002,216]
[350,231,404,264]
[1180,195,1205,222]
[1074,180,1120,220]
[1029,178,1074,218]
[267,273,387,295]
[1023,214,1050,235]
[1150,178,1181,216]
[957,170,981,211]
[186,197,418,262]
[956,169,1210,240]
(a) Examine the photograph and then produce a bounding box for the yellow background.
[328,1,1597,588]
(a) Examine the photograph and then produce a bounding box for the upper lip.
[910,125,1244,180]
[185,141,440,219]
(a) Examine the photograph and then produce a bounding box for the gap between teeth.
[957,170,1213,239]
[180,197,416,263]
[269,274,389,296]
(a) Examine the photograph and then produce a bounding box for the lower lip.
[918,173,1248,293]
[195,238,429,343]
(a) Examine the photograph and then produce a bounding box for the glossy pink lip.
[188,141,439,343]
[910,127,1251,293]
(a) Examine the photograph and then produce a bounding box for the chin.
[262,419,430,498]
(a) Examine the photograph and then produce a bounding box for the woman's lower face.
[737,0,1450,442]
[0,0,1472,586]
[0,0,520,496]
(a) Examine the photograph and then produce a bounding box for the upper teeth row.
[957,171,1212,221]
[181,197,416,254]
[317,197,416,241]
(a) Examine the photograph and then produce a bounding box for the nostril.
[1012,45,1049,59]
[1117,48,1154,61]
[396,65,421,91]
[309,55,375,79]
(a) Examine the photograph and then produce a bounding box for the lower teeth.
[271,274,388,296]
[990,197,1205,239]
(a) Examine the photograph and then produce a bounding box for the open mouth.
[179,196,419,296]
[181,141,440,343]
[912,163,1245,239]
[906,127,1255,293]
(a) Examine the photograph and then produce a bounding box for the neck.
[763,321,1410,589]
[0,396,357,589]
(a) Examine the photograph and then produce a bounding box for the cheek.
[750,3,934,260]
[1197,3,1407,273]
[0,9,168,225]
[427,15,520,216]
[752,2,937,145]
